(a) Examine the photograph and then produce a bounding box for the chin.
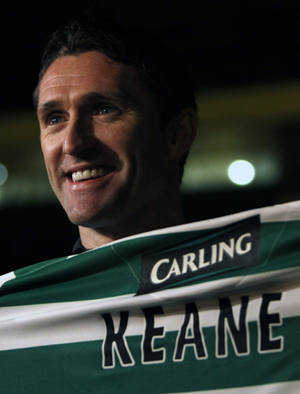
[67,212,100,228]
[65,205,114,229]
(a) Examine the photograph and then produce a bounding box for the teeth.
[72,171,83,182]
[72,167,113,182]
[82,169,91,179]
[91,169,98,178]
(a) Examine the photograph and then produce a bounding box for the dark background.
[2,1,300,108]
[1,0,300,273]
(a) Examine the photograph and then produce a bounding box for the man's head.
[34,21,197,178]
[36,21,198,242]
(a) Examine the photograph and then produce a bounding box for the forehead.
[38,51,152,109]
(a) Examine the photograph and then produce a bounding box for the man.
[1,20,300,394]
[34,20,198,251]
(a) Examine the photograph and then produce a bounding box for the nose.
[62,116,97,156]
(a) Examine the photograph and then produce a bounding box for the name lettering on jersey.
[138,216,260,295]
[100,292,283,369]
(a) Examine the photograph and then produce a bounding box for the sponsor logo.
[137,216,260,295]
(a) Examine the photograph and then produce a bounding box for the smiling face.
[38,51,174,236]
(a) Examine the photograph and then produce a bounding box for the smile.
[72,167,115,182]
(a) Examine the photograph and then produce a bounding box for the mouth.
[71,166,115,182]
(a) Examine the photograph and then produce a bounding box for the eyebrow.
[79,92,127,106]
[37,100,58,117]
[37,91,128,116]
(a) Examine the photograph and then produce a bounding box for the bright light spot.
[0,164,8,186]
[228,160,255,186]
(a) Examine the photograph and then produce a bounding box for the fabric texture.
[1,201,300,393]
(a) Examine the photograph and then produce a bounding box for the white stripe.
[76,200,300,254]
[1,266,300,351]
[164,379,300,393]
[0,272,15,288]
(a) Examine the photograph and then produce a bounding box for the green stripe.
[1,221,300,307]
[1,316,299,393]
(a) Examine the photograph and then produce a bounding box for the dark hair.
[34,20,197,179]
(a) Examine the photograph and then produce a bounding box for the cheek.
[130,134,167,182]
[41,139,61,180]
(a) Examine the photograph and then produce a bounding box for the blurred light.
[0,164,8,186]
[228,160,255,186]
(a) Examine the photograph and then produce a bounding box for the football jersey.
[1,201,300,393]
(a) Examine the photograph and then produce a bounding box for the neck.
[78,199,185,250]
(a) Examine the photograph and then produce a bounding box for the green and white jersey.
[1,201,300,393]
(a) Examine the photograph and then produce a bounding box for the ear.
[166,108,198,161]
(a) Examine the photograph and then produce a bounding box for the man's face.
[38,51,170,231]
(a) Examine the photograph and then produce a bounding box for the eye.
[48,114,64,125]
[99,106,117,115]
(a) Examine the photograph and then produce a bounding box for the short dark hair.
[34,20,197,179]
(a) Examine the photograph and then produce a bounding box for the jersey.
[1,200,300,393]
